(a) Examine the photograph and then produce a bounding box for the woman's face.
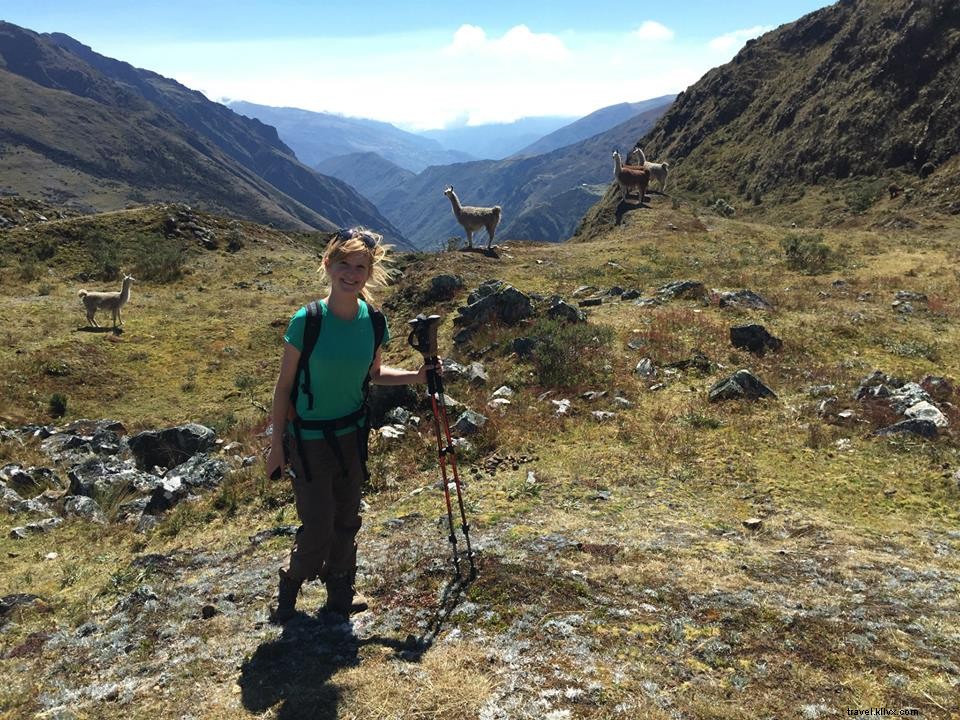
[326,250,371,297]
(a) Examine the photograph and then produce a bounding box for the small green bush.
[49,393,68,418]
[85,235,121,280]
[18,257,40,281]
[34,238,57,261]
[133,235,186,282]
[529,317,614,388]
[781,232,838,274]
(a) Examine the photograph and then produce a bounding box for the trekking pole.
[407,314,476,579]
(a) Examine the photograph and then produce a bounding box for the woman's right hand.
[266,444,284,481]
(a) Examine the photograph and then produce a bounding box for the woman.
[266,226,434,623]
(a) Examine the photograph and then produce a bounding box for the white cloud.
[443,24,570,62]
[632,21,674,42]
[708,25,771,53]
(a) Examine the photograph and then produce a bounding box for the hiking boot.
[270,573,302,624]
[321,571,368,621]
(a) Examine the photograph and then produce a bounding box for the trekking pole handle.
[407,314,442,357]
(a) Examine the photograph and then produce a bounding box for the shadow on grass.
[239,574,472,719]
[615,196,649,225]
[76,325,123,335]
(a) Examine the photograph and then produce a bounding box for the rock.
[0,593,44,619]
[143,476,188,515]
[547,297,586,322]
[452,410,487,436]
[0,482,25,511]
[465,362,489,386]
[635,358,656,377]
[511,337,537,357]
[708,370,777,402]
[62,495,107,524]
[0,464,38,493]
[919,375,954,403]
[577,297,603,308]
[888,383,933,415]
[666,351,713,375]
[876,419,938,439]
[613,396,633,408]
[491,386,515,399]
[904,401,949,427]
[571,285,598,297]
[10,518,63,538]
[621,289,642,300]
[427,274,464,301]
[369,384,419,426]
[166,454,227,491]
[743,518,764,531]
[379,425,406,440]
[718,289,774,311]
[729,324,783,355]
[487,398,511,410]
[552,399,572,415]
[128,424,216,471]
[385,407,412,425]
[657,280,708,301]
[894,290,927,303]
[591,411,616,422]
[455,281,534,329]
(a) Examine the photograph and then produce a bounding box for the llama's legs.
[87,311,99,328]
[487,225,495,249]
[465,229,473,248]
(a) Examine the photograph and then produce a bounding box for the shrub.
[49,393,68,418]
[781,232,838,274]
[34,238,57,261]
[18,257,40,281]
[529,317,614,388]
[133,235,186,282]
[85,235,121,280]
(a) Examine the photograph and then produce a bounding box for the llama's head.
[122,274,135,286]
[443,185,455,198]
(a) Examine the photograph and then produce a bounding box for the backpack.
[287,300,387,480]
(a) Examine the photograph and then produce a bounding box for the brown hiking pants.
[281,430,364,582]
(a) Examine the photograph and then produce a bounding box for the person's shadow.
[239,575,470,719]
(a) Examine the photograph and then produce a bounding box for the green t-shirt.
[284,299,390,439]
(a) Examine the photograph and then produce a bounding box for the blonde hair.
[320,227,392,306]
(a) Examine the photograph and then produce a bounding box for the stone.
[709,370,777,402]
[465,362,489,386]
[635,358,655,377]
[452,410,487,436]
[657,280,708,301]
[876,419,938,439]
[128,424,216,471]
[512,337,537,357]
[904,401,949,427]
[729,324,783,355]
[717,289,774,310]
[62,495,107,524]
[427,274,464,301]
[547,297,586,322]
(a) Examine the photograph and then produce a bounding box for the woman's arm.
[369,347,438,386]
[266,342,301,478]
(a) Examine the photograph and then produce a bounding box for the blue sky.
[4,1,833,129]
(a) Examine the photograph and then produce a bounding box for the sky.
[4,1,834,130]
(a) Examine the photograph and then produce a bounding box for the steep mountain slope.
[227,101,473,173]
[418,116,577,160]
[314,152,416,206]
[514,95,676,157]
[638,0,960,216]
[373,103,670,248]
[0,22,406,241]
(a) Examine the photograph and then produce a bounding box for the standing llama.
[612,150,650,204]
[443,186,501,250]
[78,274,134,328]
[627,144,669,192]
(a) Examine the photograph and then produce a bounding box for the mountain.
[227,101,473,173]
[514,95,676,157]
[370,103,670,248]
[314,153,416,207]
[636,0,960,216]
[0,22,407,242]
[417,116,578,160]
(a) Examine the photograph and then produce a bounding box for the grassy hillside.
[640,0,960,220]
[1,193,958,718]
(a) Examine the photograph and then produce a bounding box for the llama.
[627,144,669,192]
[612,150,649,204]
[78,274,134,328]
[443,186,502,250]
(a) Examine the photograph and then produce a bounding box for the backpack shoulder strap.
[292,301,323,410]
[370,308,387,355]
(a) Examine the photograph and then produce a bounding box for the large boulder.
[128,424,216,471]
[730,324,783,355]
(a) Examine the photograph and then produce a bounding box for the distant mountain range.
[0,22,408,244]
[330,102,673,248]
[417,116,577,160]
[513,96,676,158]
[226,101,473,173]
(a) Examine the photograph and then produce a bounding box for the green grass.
[1,199,959,719]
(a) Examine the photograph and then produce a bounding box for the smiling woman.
[264,226,437,624]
